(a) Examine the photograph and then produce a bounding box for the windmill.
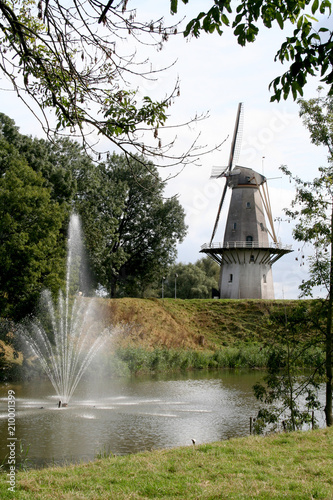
[200,103,292,299]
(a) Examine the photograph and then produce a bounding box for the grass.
[0,427,332,499]
[95,298,298,350]
[2,298,327,380]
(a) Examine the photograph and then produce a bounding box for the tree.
[163,257,219,299]
[76,153,188,297]
[196,256,220,285]
[253,303,324,433]
[0,138,66,319]
[170,0,333,101]
[0,0,211,166]
[0,113,94,207]
[0,115,187,299]
[279,91,333,426]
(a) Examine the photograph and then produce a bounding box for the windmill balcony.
[201,241,292,251]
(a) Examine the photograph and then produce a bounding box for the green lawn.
[1,427,332,499]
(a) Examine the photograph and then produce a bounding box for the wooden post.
[250,417,253,435]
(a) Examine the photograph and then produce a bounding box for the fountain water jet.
[20,214,111,405]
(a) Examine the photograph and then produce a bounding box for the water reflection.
[0,370,325,468]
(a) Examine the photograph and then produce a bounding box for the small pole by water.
[161,276,165,302]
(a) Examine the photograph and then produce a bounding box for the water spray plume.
[20,214,111,405]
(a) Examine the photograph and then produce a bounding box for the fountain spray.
[20,214,111,405]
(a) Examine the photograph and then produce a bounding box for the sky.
[0,0,331,299]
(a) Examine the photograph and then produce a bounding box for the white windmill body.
[200,103,292,299]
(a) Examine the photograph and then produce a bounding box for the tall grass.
[112,345,268,375]
[111,344,325,376]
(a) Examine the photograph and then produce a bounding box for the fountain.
[19,214,111,405]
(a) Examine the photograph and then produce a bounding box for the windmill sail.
[209,102,244,245]
[201,102,292,300]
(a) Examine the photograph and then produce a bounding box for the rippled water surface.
[0,370,325,467]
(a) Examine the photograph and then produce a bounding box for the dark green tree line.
[0,114,188,312]
[0,137,66,319]
[162,258,219,299]
[77,153,188,297]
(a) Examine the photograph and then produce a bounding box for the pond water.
[0,370,326,468]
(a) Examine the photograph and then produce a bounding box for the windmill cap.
[227,166,266,188]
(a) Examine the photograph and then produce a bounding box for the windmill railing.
[201,241,292,251]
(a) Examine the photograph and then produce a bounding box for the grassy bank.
[102,298,285,350]
[1,427,332,499]
[1,298,326,379]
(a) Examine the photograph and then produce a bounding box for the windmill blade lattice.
[209,103,244,245]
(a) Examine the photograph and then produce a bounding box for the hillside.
[0,298,325,379]
[97,298,317,350]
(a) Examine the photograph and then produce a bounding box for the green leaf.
[312,0,319,14]
[297,15,304,29]
[211,6,220,23]
[275,12,284,29]
[170,0,178,14]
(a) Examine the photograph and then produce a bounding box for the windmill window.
[246,236,253,247]
[250,255,255,262]
[263,274,267,284]
[232,222,237,230]
[246,202,251,208]
[228,274,233,283]
[260,222,265,231]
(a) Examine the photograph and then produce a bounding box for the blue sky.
[0,0,330,299]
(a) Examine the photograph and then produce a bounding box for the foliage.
[281,164,333,296]
[0,137,66,319]
[0,116,188,303]
[0,0,208,166]
[253,303,324,433]
[114,344,270,376]
[162,257,219,299]
[280,92,333,426]
[0,113,90,207]
[0,319,23,380]
[76,153,188,297]
[171,0,333,101]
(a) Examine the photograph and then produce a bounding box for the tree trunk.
[325,202,333,427]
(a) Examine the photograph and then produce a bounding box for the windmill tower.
[200,103,292,299]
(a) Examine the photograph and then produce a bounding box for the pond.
[0,370,326,468]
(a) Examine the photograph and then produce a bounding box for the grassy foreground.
[1,427,333,499]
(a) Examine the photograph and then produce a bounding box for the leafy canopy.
[0,137,66,319]
[0,0,206,165]
[0,114,188,302]
[170,0,333,101]
[75,153,188,297]
[280,92,333,426]
[162,258,219,299]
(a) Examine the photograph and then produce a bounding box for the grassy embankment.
[90,298,325,375]
[0,427,332,499]
[1,298,325,379]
